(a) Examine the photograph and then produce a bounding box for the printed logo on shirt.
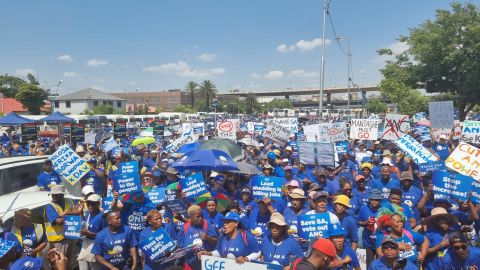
[127,211,146,231]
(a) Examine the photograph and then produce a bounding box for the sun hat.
[285,146,293,152]
[423,207,459,227]
[361,162,373,170]
[399,171,414,181]
[286,180,300,188]
[75,145,85,153]
[86,194,102,202]
[50,185,65,195]
[368,189,383,200]
[311,191,329,201]
[273,149,281,157]
[308,183,322,193]
[281,158,289,163]
[166,167,179,175]
[81,185,95,196]
[267,212,288,227]
[263,163,273,170]
[334,195,351,208]
[381,157,393,166]
[288,188,306,199]
[439,134,447,140]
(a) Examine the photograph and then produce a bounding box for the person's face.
[14,216,28,228]
[342,184,352,197]
[435,216,450,232]
[390,215,404,233]
[401,179,413,189]
[142,176,153,187]
[263,168,272,176]
[381,166,391,180]
[241,193,250,202]
[298,165,305,172]
[133,192,145,203]
[330,235,345,250]
[148,212,163,229]
[206,201,217,214]
[213,181,223,190]
[107,212,122,228]
[269,223,284,239]
[326,170,334,178]
[88,161,97,169]
[389,194,402,205]
[458,201,468,211]
[317,175,326,185]
[370,199,380,208]
[334,203,347,215]
[190,211,203,226]
[44,163,53,171]
[291,198,304,210]
[315,198,328,212]
[52,194,64,203]
[356,180,366,189]
[452,242,469,260]
[87,201,99,213]
[223,220,237,235]
[285,170,292,178]
[362,168,371,177]
[226,182,235,192]
[381,243,399,259]
[258,202,268,214]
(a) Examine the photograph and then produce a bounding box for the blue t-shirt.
[433,246,480,269]
[339,214,359,247]
[121,199,156,239]
[84,211,107,239]
[176,221,218,268]
[12,225,46,250]
[261,235,304,266]
[139,224,176,270]
[82,169,106,195]
[248,209,271,236]
[432,142,450,161]
[401,186,423,222]
[358,205,379,249]
[202,210,224,234]
[424,228,453,270]
[376,229,424,263]
[371,178,401,199]
[91,225,138,269]
[331,245,360,270]
[37,171,62,191]
[216,230,260,258]
[368,257,419,270]
[353,189,370,208]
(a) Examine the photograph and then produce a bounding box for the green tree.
[173,104,194,113]
[198,80,217,112]
[366,97,388,114]
[27,73,39,85]
[245,93,258,114]
[91,104,115,114]
[219,98,245,114]
[0,75,27,98]
[185,81,198,109]
[15,83,48,114]
[263,99,293,112]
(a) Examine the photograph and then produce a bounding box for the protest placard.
[217,119,239,140]
[319,122,348,143]
[395,135,438,164]
[201,255,270,270]
[251,176,283,200]
[298,142,335,166]
[21,123,37,142]
[264,122,290,146]
[429,101,454,128]
[85,132,96,145]
[419,161,446,173]
[179,173,208,199]
[461,120,480,144]
[446,142,480,180]
[382,114,411,141]
[193,123,205,136]
[164,199,188,217]
[102,196,114,212]
[335,141,349,154]
[50,145,89,185]
[71,123,85,144]
[103,137,118,152]
[113,161,142,195]
[303,124,321,142]
[165,134,198,154]
[139,228,176,262]
[432,171,473,201]
[64,215,82,239]
[182,123,193,136]
[113,122,127,139]
[298,213,331,240]
[0,239,15,257]
[267,118,298,134]
[349,119,378,140]
[471,180,480,205]
[432,120,462,141]
[153,120,165,136]
[147,187,166,204]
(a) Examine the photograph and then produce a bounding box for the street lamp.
[336,36,352,120]
[319,0,330,121]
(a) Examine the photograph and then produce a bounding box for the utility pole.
[318,0,329,122]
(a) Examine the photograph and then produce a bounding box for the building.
[0,94,29,114]
[53,88,126,114]
[111,89,192,112]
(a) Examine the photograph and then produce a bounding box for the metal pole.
[318,0,329,122]
[347,39,351,121]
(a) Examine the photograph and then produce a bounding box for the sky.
[0,0,472,96]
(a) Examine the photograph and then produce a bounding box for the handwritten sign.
[446,142,480,180]
[432,120,462,141]
[461,120,480,144]
[264,122,290,146]
[139,228,176,262]
[395,135,438,164]
[21,123,37,142]
[164,199,188,217]
[113,161,142,195]
[267,118,298,134]
[201,256,270,270]
[50,145,90,185]
[165,134,198,154]
[147,187,166,205]
[319,122,348,142]
[179,173,208,199]
[113,122,127,139]
[303,124,321,142]
[429,101,454,128]
[432,171,473,201]
[251,176,283,200]
[349,119,378,140]
[298,213,331,240]
[298,142,335,166]
[382,114,410,141]
[217,119,239,140]
[103,137,118,152]
[64,215,82,239]
[419,161,446,173]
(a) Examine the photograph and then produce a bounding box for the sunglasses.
[381,245,398,250]
[453,245,468,251]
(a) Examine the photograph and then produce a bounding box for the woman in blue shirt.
[10,209,46,257]
[260,212,303,267]
[329,226,361,270]
[202,198,224,234]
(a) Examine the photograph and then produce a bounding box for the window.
[117,101,121,107]
[66,101,71,108]
[109,101,113,106]
[103,101,107,105]
[94,101,98,106]
[54,101,59,108]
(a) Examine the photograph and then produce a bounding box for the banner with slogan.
[461,120,480,144]
[432,171,473,201]
[64,215,82,240]
[139,227,176,262]
[113,161,142,195]
[298,213,331,240]
[153,120,165,136]
[21,123,37,142]
[349,119,379,140]
[303,124,321,142]
[113,122,127,139]
[298,142,335,166]
[446,142,480,180]
[165,134,198,154]
[319,122,348,143]
[70,123,85,144]
[382,114,410,141]
[247,122,264,135]
[267,118,298,134]
[164,199,188,217]
[50,145,90,185]
[419,161,446,173]
[335,141,349,154]
[216,119,239,140]
[201,256,273,270]
[264,122,290,146]
[147,187,166,205]
[395,135,438,164]
[251,176,283,200]
[179,173,209,199]
[432,120,462,141]
[103,137,118,152]
[429,101,454,128]
[471,180,480,204]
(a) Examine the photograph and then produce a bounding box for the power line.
[327,9,348,56]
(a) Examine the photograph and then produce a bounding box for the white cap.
[210,171,219,178]
[86,194,102,202]
[282,158,289,163]
[82,185,95,196]
[439,134,447,140]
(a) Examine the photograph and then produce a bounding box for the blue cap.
[327,224,345,237]
[8,255,42,269]
[267,152,276,160]
[214,175,225,182]
[222,212,240,222]
[153,170,162,177]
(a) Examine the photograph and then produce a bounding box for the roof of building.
[0,98,29,114]
[54,88,125,101]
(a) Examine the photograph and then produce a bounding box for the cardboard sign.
[298,213,331,240]
[461,120,480,144]
[319,122,348,143]
[251,176,283,200]
[429,101,454,128]
[113,122,127,139]
[432,120,462,141]
[201,256,270,270]
[64,215,82,239]
[164,199,188,217]
[419,161,446,173]
[165,134,198,154]
[349,119,378,140]
[216,119,239,140]
[50,145,90,185]
[298,142,335,166]
[470,180,480,204]
[446,142,480,180]
[103,137,118,152]
[139,228,176,262]
[179,173,208,199]
[303,124,321,142]
[85,132,96,145]
[264,122,290,146]
[147,187,166,205]
[395,135,438,164]
[21,123,37,142]
[267,118,298,133]
[382,114,410,141]
[153,121,165,136]
[432,171,473,201]
[113,161,142,195]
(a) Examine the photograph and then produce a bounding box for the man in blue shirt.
[37,160,62,191]
[399,171,423,225]
[369,236,419,270]
[434,231,480,269]
[81,158,106,196]
[328,226,361,270]
[371,165,400,199]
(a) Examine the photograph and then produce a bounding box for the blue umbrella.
[176,141,202,154]
[171,149,239,171]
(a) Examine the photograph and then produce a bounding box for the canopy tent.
[0,112,36,126]
[38,111,74,123]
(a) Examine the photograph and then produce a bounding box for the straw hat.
[423,207,459,227]
[268,212,288,227]
[288,188,306,199]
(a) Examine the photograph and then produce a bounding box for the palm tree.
[245,92,258,115]
[184,81,198,109]
[199,80,217,112]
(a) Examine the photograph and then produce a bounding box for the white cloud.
[15,68,36,77]
[143,61,225,78]
[277,38,331,53]
[63,71,82,78]
[57,54,73,62]
[129,81,137,85]
[290,69,317,78]
[91,85,105,91]
[250,73,262,79]
[264,70,284,80]
[198,53,216,62]
[87,59,108,67]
